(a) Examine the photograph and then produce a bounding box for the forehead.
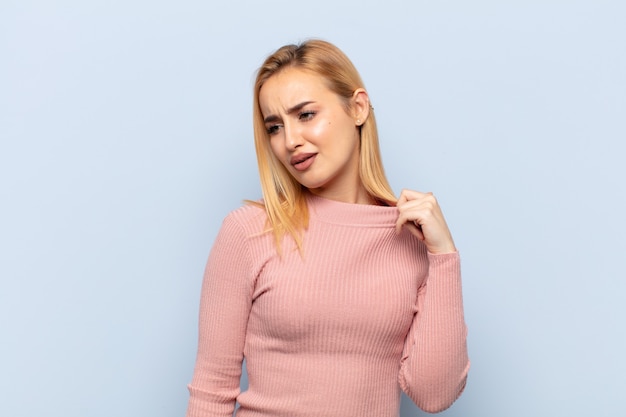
[259,68,335,112]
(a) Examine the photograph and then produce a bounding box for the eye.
[266,124,282,136]
[298,111,316,121]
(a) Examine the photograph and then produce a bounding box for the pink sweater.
[187,194,469,417]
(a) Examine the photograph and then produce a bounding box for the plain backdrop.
[1,1,625,416]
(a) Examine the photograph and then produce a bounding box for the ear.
[351,88,370,126]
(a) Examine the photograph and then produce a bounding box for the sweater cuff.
[426,250,460,261]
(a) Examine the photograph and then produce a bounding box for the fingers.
[395,188,456,254]
[395,190,437,232]
[404,221,425,241]
[397,189,432,206]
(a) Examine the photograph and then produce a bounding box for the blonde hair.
[252,39,396,252]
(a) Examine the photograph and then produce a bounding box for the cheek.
[304,118,332,143]
[269,141,279,157]
[269,138,287,163]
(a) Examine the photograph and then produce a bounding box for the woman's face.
[259,67,369,201]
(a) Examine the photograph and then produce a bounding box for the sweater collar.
[306,192,399,227]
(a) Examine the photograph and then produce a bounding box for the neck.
[307,184,376,205]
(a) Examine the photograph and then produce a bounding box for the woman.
[186,39,469,417]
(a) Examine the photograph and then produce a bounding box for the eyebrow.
[263,101,315,124]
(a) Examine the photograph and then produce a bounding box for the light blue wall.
[2,1,625,416]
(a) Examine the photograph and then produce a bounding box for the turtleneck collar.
[306,192,400,227]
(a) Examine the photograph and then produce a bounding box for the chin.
[290,173,328,190]
[299,179,330,191]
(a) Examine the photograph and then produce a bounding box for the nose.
[284,123,303,151]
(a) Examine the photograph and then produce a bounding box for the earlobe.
[352,88,370,126]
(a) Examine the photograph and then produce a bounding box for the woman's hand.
[395,189,457,254]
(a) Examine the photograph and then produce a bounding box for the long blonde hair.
[252,39,396,252]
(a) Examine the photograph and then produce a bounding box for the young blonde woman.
[186,39,469,417]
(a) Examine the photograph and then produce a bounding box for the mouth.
[290,153,317,171]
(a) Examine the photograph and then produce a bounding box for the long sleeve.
[398,252,470,413]
[185,197,469,417]
[186,214,255,417]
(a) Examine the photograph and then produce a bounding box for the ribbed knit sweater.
[186,194,469,417]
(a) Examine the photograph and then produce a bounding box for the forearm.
[186,214,253,417]
[186,383,239,417]
[399,252,469,413]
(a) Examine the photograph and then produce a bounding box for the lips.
[290,152,317,171]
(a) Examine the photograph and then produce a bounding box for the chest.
[247,228,427,355]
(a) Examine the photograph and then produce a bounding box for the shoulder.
[210,202,275,279]
[220,201,268,236]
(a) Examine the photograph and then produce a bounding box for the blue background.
[2,1,625,416]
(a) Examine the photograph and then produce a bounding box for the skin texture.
[259,67,371,204]
[396,189,457,254]
[259,67,456,254]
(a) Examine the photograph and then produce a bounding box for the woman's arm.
[186,214,254,417]
[395,189,470,412]
[398,252,469,413]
